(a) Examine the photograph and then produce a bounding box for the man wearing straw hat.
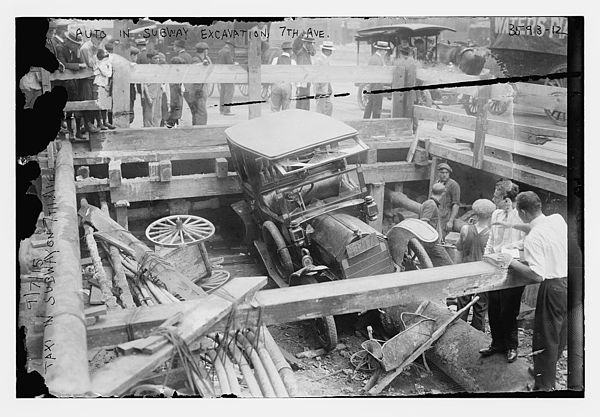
[313,41,335,116]
[363,41,390,119]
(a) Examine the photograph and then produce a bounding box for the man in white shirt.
[313,41,335,116]
[508,191,567,391]
[270,42,296,112]
[480,180,526,363]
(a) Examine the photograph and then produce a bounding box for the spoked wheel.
[261,220,294,283]
[261,84,271,100]
[145,215,215,247]
[380,237,433,336]
[488,99,509,116]
[462,94,480,116]
[357,83,368,111]
[238,83,249,97]
[315,315,338,351]
[544,64,567,127]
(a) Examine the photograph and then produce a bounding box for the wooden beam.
[391,65,405,118]
[108,160,122,188]
[63,100,108,112]
[77,162,428,202]
[402,63,417,118]
[48,68,95,81]
[158,160,172,182]
[247,36,262,119]
[128,64,396,84]
[427,142,567,196]
[472,87,491,170]
[110,54,131,128]
[27,262,533,356]
[148,161,160,181]
[215,157,229,179]
[114,200,130,230]
[89,276,267,396]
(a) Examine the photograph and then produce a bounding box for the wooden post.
[247,35,262,119]
[108,160,122,188]
[159,160,172,182]
[215,157,229,178]
[114,200,130,230]
[42,140,92,396]
[428,156,439,196]
[472,86,491,170]
[110,54,131,128]
[89,131,106,151]
[369,182,385,233]
[391,64,405,118]
[403,63,417,119]
[148,161,160,181]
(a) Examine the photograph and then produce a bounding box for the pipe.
[99,240,136,309]
[253,327,299,397]
[236,332,276,397]
[42,140,91,396]
[207,350,230,396]
[146,279,172,304]
[226,333,263,397]
[246,330,290,397]
[209,335,241,396]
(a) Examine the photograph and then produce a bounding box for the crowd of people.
[388,163,568,391]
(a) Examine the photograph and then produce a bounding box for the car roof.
[355,23,456,41]
[225,110,358,160]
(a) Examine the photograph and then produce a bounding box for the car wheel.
[315,315,338,351]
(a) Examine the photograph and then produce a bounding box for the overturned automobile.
[225,110,436,349]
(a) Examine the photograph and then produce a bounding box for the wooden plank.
[472,87,491,170]
[414,105,476,131]
[391,65,405,118]
[215,157,229,179]
[402,63,417,118]
[427,141,567,196]
[247,36,262,119]
[148,161,160,181]
[515,82,567,112]
[108,160,122,188]
[158,160,172,182]
[78,162,428,202]
[345,118,413,140]
[110,54,131,128]
[128,64,396,84]
[48,68,95,81]
[25,261,534,356]
[64,100,108,112]
[114,200,130,230]
[90,276,267,396]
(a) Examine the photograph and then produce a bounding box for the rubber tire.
[262,220,294,282]
[380,238,433,336]
[315,316,338,351]
[357,84,368,111]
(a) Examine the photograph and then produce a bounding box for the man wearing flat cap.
[183,42,209,125]
[419,182,455,267]
[217,40,236,115]
[363,41,390,119]
[135,38,150,64]
[270,41,296,112]
[313,41,335,116]
[294,35,315,111]
[436,162,461,236]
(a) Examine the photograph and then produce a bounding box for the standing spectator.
[363,41,390,119]
[102,42,116,128]
[141,52,163,127]
[92,49,115,130]
[79,33,102,134]
[45,20,65,71]
[166,56,185,127]
[155,52,171,127]
[294,35,315,111]
[505,192,567,391]
[57,29,88,139]
[135,38,150,64]
[270,41,296,112]
[418,183,455,267]
[436,162,461,236]
[128,46,140,124]
[479,180,525,363]
[313,41,335,116]
[183,42,209,125]
[173,39,193,64]
[217,40,236,116]
[455,199,496,332]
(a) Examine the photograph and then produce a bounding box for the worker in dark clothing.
[419,182,454,267]
[363,41,390,119]
[436,162,462,236]
[173,40,193,64]
[503,191,568,391]
[166,56,185,127]
[455,199,496,332]
[183,42,209,125]
[294,35,315,110]
[56,29,89,139]
[217,40,236,115]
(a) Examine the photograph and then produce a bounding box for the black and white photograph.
[10,4,586,408]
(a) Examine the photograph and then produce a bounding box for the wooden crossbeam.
[426,141,567,196]
[26,261,532,358]
[74,162,429,202]
[64,100,109,112]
